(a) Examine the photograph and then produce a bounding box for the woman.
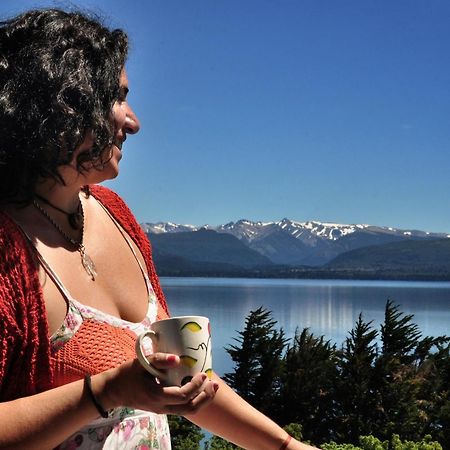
[0,8,319,450]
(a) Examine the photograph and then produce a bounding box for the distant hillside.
[143,219,449,266]
[151,250,250,277]
[144,220,450,280]
[148,229,273,270]
[325,238,450,277]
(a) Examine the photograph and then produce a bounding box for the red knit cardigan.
[0,185,169,401]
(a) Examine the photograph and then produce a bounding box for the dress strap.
[33,250,75,304]
[96,200,152,294]
[12,224,74,306]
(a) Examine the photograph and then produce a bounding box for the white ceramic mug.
[136,316,213,386]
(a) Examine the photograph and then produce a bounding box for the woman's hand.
[96,354,219,416]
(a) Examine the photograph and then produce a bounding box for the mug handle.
[135,331,167,381]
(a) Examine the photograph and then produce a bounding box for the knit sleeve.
[0,216,23,396]
[0,287,21,397]
[0,213,53,400]
[90,185,170,316]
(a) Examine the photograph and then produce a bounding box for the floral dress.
[51,295,171,450]
[31,208,172,450]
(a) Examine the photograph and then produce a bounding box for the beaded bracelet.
[84,374,109,418]
[279,435,292,450]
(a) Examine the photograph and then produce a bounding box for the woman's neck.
[34,181,86,213]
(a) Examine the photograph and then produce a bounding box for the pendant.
[79,245,97,281]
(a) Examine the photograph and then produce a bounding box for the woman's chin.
[99,165,120,181]
[83,163,120,185]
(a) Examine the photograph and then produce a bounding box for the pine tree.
[223,307,287,415]
[372,300,422,440]
[414,336,450,448]
[278,328,339,443]
[380,300,421,360]
[336,313,379,443]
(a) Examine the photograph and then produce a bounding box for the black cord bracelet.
[84,374,109,418]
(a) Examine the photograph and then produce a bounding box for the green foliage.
[322,434,442,450]
[204,436,242,449]
[224,307,287,415]
[167,415,204,450]
[322,442,366,450]
[336,314,379,442]
[282,422,303,441]
[413,336,450,449]
[278,328,339,442]
[372,300,423,439]
[172,300,449,449]
[223,301,449,447]
[380,300,422,358]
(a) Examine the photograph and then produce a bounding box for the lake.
[160,277,450,376]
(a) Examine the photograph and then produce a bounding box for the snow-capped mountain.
[141,222,199,234]
[142,219,450,266]
[217,219,369,243]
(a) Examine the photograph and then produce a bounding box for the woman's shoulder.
[0,211,38,314]
[89,184,127,208]
[89,184,139,231]
[89,184,150,248]
[89,185,170,316]
[0,210,27,258]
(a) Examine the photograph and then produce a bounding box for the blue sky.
[2,1,450,232]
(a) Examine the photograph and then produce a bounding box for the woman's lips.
[113,136,126,150]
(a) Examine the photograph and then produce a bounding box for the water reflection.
[161,277,450,375]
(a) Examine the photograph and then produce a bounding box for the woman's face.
[106,69,141,178]
[68,69,140,185]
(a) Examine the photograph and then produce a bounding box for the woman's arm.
[186,375,320,450]
[154,289,319,449]
[0,358,216,450]
[0,376,102,450]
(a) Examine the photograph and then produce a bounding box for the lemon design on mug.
[179,320,211,378]
[180,355,198,368]
[181,321,202,332]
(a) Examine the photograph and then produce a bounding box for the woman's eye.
[118,87,129,104]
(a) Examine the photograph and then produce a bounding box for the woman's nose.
[124,106,140,134]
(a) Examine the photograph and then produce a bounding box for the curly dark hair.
[0,8,128,203]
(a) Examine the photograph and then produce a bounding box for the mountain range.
[142,219,450,280]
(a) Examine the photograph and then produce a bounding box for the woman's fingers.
[146,352,180,369]
[166,378,220,415]
[148,372,218,415]
[111,359,218,415]
[160,372,209,404]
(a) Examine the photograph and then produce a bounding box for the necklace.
[33,198,97,281]
[34,194,83,230]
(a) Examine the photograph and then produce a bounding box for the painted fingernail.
[213,382,219,392]
[201,374,207,382]
[167,355,178,363]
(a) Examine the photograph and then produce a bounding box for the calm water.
[160,277,450,376]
